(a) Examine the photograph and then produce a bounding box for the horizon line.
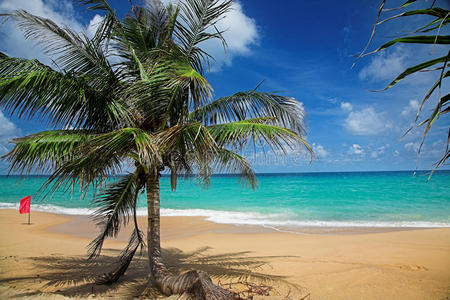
[1,169,449,177]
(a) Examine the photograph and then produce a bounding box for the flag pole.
[28,211,30,225]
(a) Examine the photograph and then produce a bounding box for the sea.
[1,171,449,229]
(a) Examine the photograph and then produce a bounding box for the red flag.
[19,196,30,214]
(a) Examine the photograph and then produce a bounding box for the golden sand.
[0,209,449,299]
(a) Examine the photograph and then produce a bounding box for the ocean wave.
[1,202,449,228]
[159,208,450,228]
[0,202,95,215]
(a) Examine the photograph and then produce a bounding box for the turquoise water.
[1,171,449,228]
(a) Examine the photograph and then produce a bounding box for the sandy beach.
[0,209,449,299]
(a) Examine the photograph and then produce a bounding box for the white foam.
[1,202,449,228]
[0,202,94,215]
[159,208,450,228]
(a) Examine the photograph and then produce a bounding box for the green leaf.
[379,8,450,25]
[208,121,312,156]
[415,71,450,123]
[3,130,93,175]
[88,169,144,259]
[374,35,450,53]
[175,0,233,73]
[0,45,127,130]
[400,0,417,8]
[46,128,160,194]
[419,18,450,33]
[379,55,449,90]
[130,47,149,81]
[189,91,307,136]
[212,149,257,190]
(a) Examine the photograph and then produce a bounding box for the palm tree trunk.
[146,171,236,299]
[146,169,168,281]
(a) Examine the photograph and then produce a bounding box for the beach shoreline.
[45,212,438,240]
[1,209,449,299]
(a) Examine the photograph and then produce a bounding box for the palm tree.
[0,0,311,298]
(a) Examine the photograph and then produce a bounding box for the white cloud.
[359,47,407,82]
[198,1,258,71]
[371,145,388,158]
[402,139,445,161]
[312,143,328,159]
[348,144,365,156]
[1,0,258,71]
[0,111,19,155]
[340,101,353,112]
[401,99,419,117]
[404,142,420,152]
[344,107,391,136]
[86,14,104,38]
[160,0,258,71]
[327,97,338,104]
[0,0,100,65]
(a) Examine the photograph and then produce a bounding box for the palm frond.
[88,169,144,259]
[77,0,112,12]
[415,70,450,123]
[383,0,418,11]
[160,122,217,154]
[358,0,449,178]
[378,7,449,25]
[114,4,178,63]
[5,10,116,78]
[174,0,232,73]
[377,55,449,91]
[428,128,450,180]
[92,13,115,46]
[363,35,450,57]
[96,229,144,284]
[3,130,92,175]
[173,56,213,109]
[189,91,307,135]
[0,52,129,130]
[46,128,160,193]
[208,120,312,156]
[212,149,257,189]
[119,64,173,128]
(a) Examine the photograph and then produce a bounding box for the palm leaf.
[208,120,312,156]
[378,8,449,24]
[5,10,116,78]
[212,149,257,189]
[3,130,92,175]
[383,0,418,11]
[160,122,217,154]
[0,52,128,130]
[46,128,160,193]
[428,128,449,180]
[174,0,232,73]
[415,70,450,123]
[363,35,450,57]
[189,91,307,135]
[377,55,449,91]
[88,169,143,259]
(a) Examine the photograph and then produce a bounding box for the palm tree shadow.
[1,247,303,299]
[164,247,292,283]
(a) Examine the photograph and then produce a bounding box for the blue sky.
[0,0,449,174]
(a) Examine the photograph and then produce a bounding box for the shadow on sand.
[0,247,305,299]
